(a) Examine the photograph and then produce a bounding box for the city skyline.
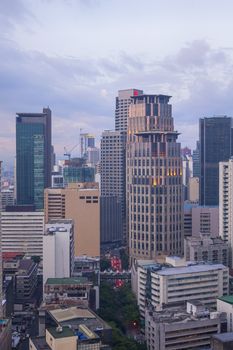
[1,1,233,164]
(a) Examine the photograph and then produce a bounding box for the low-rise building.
[184,233,228,266]
[44,277,98,310]
[30,326,77,350]
[145,301,223,350]
[41,306,112,347]
[217,295,233,332]
[133,257,229,318]
[211,332,233,350]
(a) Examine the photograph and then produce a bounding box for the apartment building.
[134,257,228,318]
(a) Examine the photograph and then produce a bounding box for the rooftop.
[47,326,75,339]
[218,295,233,305]
[48,307,111,331]
[156,263,227,276]
[46,277,89,285]
[146,304,212,324]
[212,332,233,343]
[50,307,95,323]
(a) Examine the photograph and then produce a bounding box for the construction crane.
[64,143,80,160]
[64,128,83,160]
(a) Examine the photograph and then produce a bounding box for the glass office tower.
[199,116,233,206]
[16,108,52,209]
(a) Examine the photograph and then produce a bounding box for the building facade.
[0,161,2,317]
[184,233,228,266]
[43,220,74,286]
[219,158,233,267]
[44,183,100,257]
[127,94,183,259]
[100,130,126,244]
[15,259,38,301]
[217,296,233,332]
[1,208,44,259]
[184,204,219,237]
[115,88,143,132]
[16,108,52,209]
[199,116,233,206]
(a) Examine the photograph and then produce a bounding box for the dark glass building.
[16,108,52,209]
[199,116,233,206]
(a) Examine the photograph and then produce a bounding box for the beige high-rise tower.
[44,183,100,257]
[127,94,183,260]
[0,161,2,317]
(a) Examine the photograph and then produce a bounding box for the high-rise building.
[192,141,200,178]
[44,183,100,257]
[100,89,143,246]
[188,177,199,202]
[1,207,44,259]
[80,133,95,158]
[0,161,3,318]
[219,158,233,266]
[127,94,183,259]
[115,89,143,132]
[16,107,52,209]
[199,116,233,206]
[100,130,126,244]
[43,220,74,286]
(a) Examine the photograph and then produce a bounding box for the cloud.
[1,38,233,164]
[0,0,33,36]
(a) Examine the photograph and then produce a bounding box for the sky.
[1,0,233,165]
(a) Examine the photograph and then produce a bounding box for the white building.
[43,219,74,286]
[219,158,233,266]
[217,295,233,332]
[1,209,44,259]
[134,257,229,318]
[145,301,222,350]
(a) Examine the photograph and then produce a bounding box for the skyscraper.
[127,94,183,259]
[0,161,3,317]
[100,89,143,245]
[219,158,233,266]
[115,89,143,132]
[100,130,126,244]
[16,107,52,209]
[80,133,95,158]
[192,141,200,178]
[199,116,233,206]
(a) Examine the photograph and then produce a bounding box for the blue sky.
[1,0,233,164]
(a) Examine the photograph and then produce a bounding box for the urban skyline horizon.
[1,1,233,166]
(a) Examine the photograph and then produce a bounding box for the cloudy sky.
[1,0,233,165]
